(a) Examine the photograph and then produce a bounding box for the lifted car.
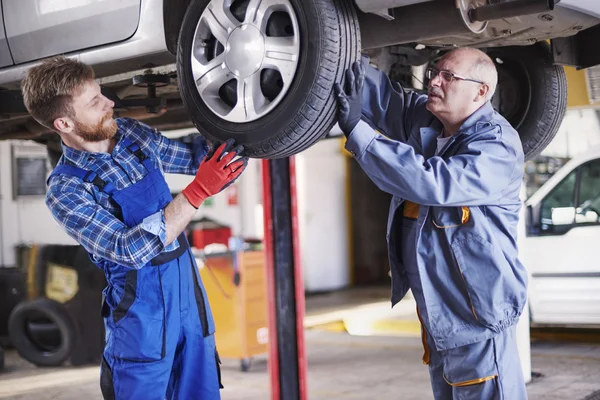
[0,0,599,161]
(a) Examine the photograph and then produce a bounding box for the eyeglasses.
[425,67,484,84]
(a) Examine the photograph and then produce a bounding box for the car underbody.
[0,0,598,159]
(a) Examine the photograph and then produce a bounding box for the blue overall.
[346,56,528,399]
[48,138,222,400]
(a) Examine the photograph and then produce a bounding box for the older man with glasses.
[334,47,528,399]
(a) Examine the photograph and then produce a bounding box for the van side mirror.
[551,207,576,226]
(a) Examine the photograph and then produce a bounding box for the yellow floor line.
[308,317,422,337]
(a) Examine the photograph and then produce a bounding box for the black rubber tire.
[488,42,567,161]
[177,0,361,159]
[0,347,4,371]
[8,298,77,367]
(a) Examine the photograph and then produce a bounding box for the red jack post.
[261,157,308,400]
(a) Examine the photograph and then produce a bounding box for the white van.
[523,146,600,326]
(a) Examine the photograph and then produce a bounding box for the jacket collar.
[419,101,495,159]
[456,101,495,135]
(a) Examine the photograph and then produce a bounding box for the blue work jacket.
[345,58,528,351]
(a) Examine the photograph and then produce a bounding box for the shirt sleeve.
[360,56,431,143]
[345,120,522,207]
[130,119,211,175]
[46,178,169,269]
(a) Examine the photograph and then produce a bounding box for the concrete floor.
[1,287,600,399]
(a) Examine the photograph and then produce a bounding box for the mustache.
[428,87,443,98]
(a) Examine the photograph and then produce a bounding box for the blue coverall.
[346,57,529,399]
[47,137,222,400]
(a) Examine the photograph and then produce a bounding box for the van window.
[576,160,600,224]
[540,170,577,225]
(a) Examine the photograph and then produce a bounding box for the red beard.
[76,112,117,142]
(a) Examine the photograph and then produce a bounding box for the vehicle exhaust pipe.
[469,0,555,22]
[359,1,473,50]
[358,0,557,50]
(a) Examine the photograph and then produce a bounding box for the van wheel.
[8,299,77,367]
[177,0,360,158]
[489,42,567,161]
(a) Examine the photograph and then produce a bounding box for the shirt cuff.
[141,210,179,251]
[345,120,378,159]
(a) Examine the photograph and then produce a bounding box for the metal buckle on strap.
[133,149,148,161]
[83,171,108,191]
[83,170,97,182]
[128,143,148,162]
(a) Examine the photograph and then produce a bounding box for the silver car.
[0,0,599,159]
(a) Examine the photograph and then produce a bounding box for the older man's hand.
[334,60,365,137]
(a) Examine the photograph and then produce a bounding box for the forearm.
[164,193,200,245]
[347,121,517,206]
[361,57,427,143]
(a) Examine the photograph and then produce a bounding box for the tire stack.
[7,245,106,367]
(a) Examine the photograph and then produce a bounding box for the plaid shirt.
[46,118,209,269]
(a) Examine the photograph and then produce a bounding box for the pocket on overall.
[442,338,499,390]
[450,234,514,330]
[111,268,166,361]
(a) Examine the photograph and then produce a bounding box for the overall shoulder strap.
[47,164,116,195]
[121,136,155,171]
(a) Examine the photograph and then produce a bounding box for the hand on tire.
[182,139,248,208]
[334,60,365,137]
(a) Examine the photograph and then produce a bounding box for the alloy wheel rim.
[191,0,300,123]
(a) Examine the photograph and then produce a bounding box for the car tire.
[177,0,360,158]
[488,42,567,161]
[8,298,77,367]
[0,347,4,371]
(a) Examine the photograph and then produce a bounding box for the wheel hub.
[225,24,265,78]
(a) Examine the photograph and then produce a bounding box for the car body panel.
[524,146,600,326]
[354,0,435,14]
[0,0,172,88]
[558,0,600,19]
[0,2,13,68]
[4,0,141,65]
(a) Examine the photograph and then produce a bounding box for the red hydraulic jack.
[261,158,308,400]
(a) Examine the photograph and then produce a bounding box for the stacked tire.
[8,298,77,367]
[7,245,106,367]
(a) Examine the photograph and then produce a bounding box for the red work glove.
[182,140,248,208]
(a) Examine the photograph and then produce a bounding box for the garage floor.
[1,287,600,400]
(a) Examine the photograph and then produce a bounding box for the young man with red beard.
[21,57,247,400]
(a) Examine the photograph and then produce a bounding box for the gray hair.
[444,47,498,101]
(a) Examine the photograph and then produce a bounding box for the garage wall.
[296,138,350,292]
[0,140,75,268]
[543,109,600,158]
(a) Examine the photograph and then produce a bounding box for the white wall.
[296,138,350,292]
[543,109,600,158]
[0,140,76,267]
